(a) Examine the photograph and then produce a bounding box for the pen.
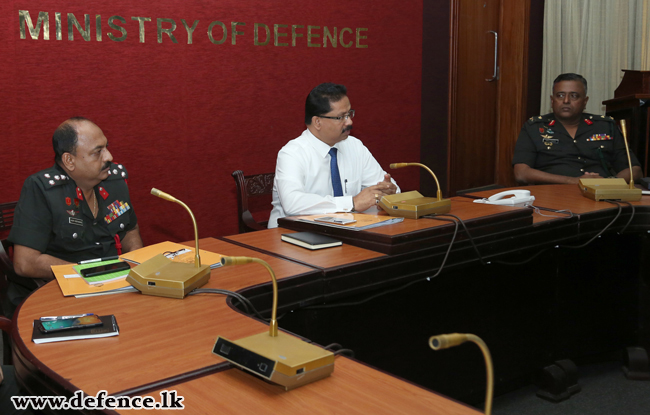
[40,313,95,321]
[78,256,119,264]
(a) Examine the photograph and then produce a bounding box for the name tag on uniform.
[69,217,84,227]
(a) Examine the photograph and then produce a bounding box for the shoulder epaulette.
[35,167,72,189]
[583,113,615,123]
[527,115,551,125]
[105,162,129,181]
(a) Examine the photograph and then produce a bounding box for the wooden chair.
[0,202,17,232]
[0,202,17,242]
[231,170,275,233]
[0,239,15,364]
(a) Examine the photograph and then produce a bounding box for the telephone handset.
[473,189,535,206]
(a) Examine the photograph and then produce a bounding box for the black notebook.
[281,232,342,250]
[32,315,120,344]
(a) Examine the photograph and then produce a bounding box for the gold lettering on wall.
[95,15,102,41]
[356,28,368,48]
[181,19,199,44]
[339,28,352,48]
[132,17,152,43]
[307,26,320,47]
[231,22,244,45]
[19,10,49,40]
[17,10,370,49]
[323,27,336,47]
[55,12,62,40]
[157,18,178,43]
[254,23,270,46]
[274,24,288,47]
[291,25,303,47]
[68,13,90,41]
[107,16,127,41]
[207,21,226,45]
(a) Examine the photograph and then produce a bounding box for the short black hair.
[52,117,90,163]
[305,83,347,125]
[553,73,588,95]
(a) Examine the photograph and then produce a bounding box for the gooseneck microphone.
[390,162,444,202]
[620,120,636,190]
[429,333,494,415]
[126,189,211,298]
[221,256,278,337]
[577,119,641,201]
[151,188,201,267]
[213,256,335,390]
[378,162,451,218]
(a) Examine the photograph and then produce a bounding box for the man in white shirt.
[269,83,399,228]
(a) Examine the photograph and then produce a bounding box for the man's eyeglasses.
[318,109,355,122]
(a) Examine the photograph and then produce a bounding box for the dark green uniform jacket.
[9,162,138,263]
[512,113,639,178]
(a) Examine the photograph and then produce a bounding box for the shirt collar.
[303,128,341,159]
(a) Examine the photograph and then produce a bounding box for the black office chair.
[231,170,275,233]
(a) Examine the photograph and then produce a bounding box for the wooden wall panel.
[495,0,531,186]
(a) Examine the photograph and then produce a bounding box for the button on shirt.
[512,113,640,178]
[269,129,399,228]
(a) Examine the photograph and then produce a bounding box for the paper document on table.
[295,213,403,231]
[52,263,136,297]
[119,241,223,269]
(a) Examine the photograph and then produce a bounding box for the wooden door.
[449,0,501,194]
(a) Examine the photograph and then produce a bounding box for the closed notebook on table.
[281,232,342,250]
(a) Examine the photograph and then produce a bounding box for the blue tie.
[329,148,343,197]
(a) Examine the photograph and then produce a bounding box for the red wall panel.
[1,1,423,244]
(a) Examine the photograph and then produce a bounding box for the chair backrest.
[231,170,275,233]
[0,202,17,232]
[0,239,15,364]
[0,240,15,317]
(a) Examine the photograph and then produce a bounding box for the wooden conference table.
[9,185,650,413]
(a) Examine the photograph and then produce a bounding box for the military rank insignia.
[104,200,131,224]
[587,134,612,141]
[540,120,556,149]
[543,137,559,149]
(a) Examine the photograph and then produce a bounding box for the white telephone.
[473,189,535,206]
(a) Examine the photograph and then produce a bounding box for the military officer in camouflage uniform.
[7,117,143,307]
[513,73,642,185]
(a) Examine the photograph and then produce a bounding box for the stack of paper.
[120,241,223,269]
[51,264,138,298]
[295,213,404,231]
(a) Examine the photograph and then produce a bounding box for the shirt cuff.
[335,196,355,212]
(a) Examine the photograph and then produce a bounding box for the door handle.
[486,30,498,82]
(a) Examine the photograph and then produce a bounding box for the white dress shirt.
[268,128,399,228]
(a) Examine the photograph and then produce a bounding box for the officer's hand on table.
[568,172,603,184]
[353,185,390,212]
[377,174,398,195]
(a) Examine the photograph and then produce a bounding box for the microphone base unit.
[578,178,642,201]
[213,331,335,391]
[379,191,451,219]
[126,254,211,299]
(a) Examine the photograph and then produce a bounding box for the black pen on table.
[78,256,119,265]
